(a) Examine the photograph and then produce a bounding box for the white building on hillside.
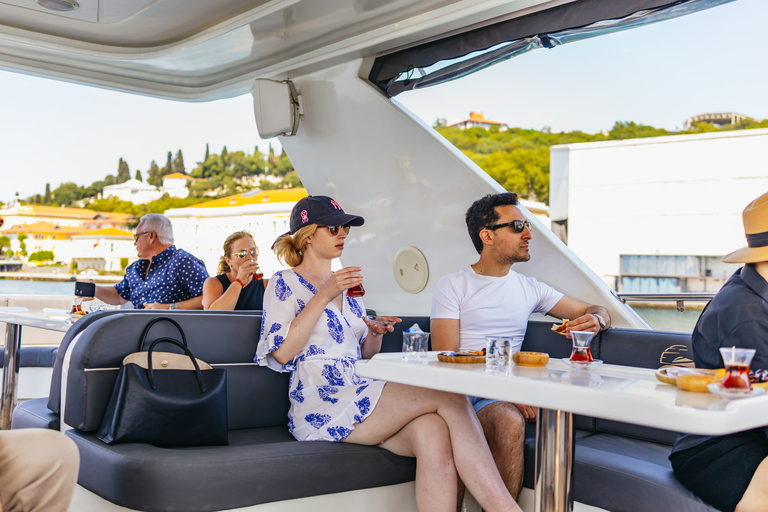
[68,228,137,272]
[165,188,308,278]
[162,173,192,198]
[550,128,768,294]
[100,174,193,204]
[101,179,162,204]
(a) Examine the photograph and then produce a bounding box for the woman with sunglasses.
[255,196,522,512]
[203,231,268,310]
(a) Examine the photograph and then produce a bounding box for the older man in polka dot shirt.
[92,214,209,309]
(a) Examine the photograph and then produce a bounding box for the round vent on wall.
[393,246,428,294]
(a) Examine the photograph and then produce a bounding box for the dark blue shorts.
[669,429,768,512]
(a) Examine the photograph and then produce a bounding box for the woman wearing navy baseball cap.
[255,195,521,512]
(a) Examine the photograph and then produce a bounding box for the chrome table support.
[0,323,21,429]
[534,408,574,512]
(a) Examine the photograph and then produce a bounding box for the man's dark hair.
[465,193,519,254]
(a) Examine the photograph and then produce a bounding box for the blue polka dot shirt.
[115,246,208,309]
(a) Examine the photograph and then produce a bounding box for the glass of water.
[486,336,512,372]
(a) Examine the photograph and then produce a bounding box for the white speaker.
[251,79,302,139]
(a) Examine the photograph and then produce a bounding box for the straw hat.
[723,191,768,263]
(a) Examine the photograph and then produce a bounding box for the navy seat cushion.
[11,397,60,430]
[68,427,416,512]
[523,426,714,511]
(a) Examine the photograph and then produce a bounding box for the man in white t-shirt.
[431,192,610,500]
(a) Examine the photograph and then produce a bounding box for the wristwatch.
[169,303,178,310]
[592,313,606,331]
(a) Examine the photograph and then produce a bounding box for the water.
[631,306,702,334]
[0,279,78,296]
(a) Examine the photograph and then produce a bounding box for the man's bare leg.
[477,402,527,500]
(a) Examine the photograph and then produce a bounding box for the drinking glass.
[719,346,756,390]
[402,332,429,363]
[570,331,595,363]
[348,284,365,297]
[486,336,512,372]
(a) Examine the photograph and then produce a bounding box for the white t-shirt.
[431,265,564,352]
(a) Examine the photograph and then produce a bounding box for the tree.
[135,170,143,182]
[204,143,210,162]
[0,236,10,256]
[116,158,131,183]
[607,121,668,140]
[52,182,84,206]
[44,183,52,204]
[120,257,129,270]
[28,250,54,263]
[147,160,161,186]
[433,118,447,128]
[17,233,28,257]
[162,151,173,177]
[172,150,186,175]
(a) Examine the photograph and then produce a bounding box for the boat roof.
[0,0,715,101]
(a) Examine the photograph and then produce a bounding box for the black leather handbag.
[97,317,228,446]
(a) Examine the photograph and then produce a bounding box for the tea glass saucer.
[561,358,603,371]
[707,383,766,399]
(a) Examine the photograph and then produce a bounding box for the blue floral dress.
[254,269,386,442]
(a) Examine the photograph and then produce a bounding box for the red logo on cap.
[301,210,308,223]
[330,200,342,210]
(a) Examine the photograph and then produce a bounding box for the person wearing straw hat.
[669,191,768,512]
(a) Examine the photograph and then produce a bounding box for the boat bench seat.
[13,311,715,511]
[51,311,415,512]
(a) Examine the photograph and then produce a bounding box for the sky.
[0,0,765,202]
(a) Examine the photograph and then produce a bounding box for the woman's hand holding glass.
[235,259,260,287]
[317,267,363,303]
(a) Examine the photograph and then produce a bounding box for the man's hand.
[564,313,602,338]
[143,303,170,310]
[515,403,538,422]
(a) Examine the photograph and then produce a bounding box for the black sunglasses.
[486,220,531,233]
[324,224,351,236]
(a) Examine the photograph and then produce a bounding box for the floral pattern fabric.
[254,269,385,442]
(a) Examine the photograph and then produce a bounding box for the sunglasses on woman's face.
[324,224,351,236]
[234,249,258,259]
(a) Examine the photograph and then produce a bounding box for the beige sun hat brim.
[722,191,768,264]
[722,245,768,264]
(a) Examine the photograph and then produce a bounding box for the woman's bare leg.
[371,413,458,512]
[344,382,522,512]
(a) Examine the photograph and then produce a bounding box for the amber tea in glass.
[719,347,755,390]
[570,331,595,363]
[348,284,365,297]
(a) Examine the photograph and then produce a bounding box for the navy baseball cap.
[289,195,364,234]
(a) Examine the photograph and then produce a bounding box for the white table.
[356,353,768,512]
[0,308,70,429]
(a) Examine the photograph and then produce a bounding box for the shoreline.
[0,272,122,283]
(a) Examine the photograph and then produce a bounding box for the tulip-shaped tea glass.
[570,331,595,363]
[719,346,756,391]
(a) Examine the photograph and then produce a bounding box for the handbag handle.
[146,337,207,393]
[139,316,188,352]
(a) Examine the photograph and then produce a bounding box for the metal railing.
[612,291,715,312]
